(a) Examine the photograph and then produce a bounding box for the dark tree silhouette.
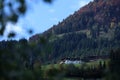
[107,49,120,80]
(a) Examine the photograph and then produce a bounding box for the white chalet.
[60,58,84,64]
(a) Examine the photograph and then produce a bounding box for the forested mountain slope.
[29,0,120,62]
[42,0,120,36]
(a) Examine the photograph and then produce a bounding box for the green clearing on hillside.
[41,59,108,80]
[42,59,108,70]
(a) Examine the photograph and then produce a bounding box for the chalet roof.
[61,55,109,61]
[61,57,81,61]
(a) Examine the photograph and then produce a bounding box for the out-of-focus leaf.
[28,29,33,34]
[0,25,5,36]
[0,0,4,9]
[44,0,52,3]
[8,32,16,38]
[19,0,25,4]
[8,2,12,8]
[9,13,18,23]
[18,5,26,14]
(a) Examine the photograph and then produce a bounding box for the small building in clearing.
[59,58,84,64]
[59,55,109,64]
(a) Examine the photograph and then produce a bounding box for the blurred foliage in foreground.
[0,0,54,37]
